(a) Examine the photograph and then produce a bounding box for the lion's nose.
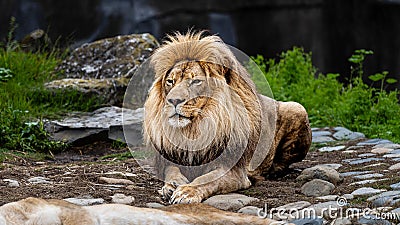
[168,98,185,107]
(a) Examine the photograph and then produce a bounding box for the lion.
[0,197,283,225]
[143,31,312,204]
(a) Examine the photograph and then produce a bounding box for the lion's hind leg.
[268,101,312,178]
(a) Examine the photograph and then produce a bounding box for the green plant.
[0,68,13,82]
[253,47,400,143]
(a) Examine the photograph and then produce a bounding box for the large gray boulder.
[46,33,159,107]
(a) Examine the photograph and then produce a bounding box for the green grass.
[252,48,400,143]
[0,40,104,154]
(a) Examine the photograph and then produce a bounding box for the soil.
[1,140,399,210]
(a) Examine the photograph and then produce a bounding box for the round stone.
[301,179,335,197]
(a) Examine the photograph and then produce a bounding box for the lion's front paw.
[170,185,204,204]
[160,176,190,202]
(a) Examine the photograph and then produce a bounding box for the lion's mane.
[143,31,263,179]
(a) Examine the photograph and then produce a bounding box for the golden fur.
[0,197,283,225]
[143,31,312,204]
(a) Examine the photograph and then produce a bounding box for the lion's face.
[163,61,213,128]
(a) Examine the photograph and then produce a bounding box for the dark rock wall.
[1,0,400,88]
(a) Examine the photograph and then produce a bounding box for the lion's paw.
[170,185,204,204]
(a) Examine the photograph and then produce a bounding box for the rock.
[99,177,134,185]
[331,218,352,225]
[389,163,400,170]
[46,107,144,145]
[296,165,343,185]
[110,193,135,205]
[367,191,400,207]
[372,143,400,149]
[237,206,261,216]
[350,179,388,186]
[351,187,386,196]
[3,179,20,187]
[389,149,400,154]
[63,197,104,206]
[383,153,400,158]
[27,176,52,184]
[358,153,376,157]
[312,131,331,137]
[371,148,394,154]
[333,128,365,140]
[343,194,354,200]
[52,33,159,107]
[290,218,324,225]
[277,201,312,211]
[357,215,391,225]
[347,145,365,150]
[146,202,165,208]
[318,164,342,170]
[357,139,393,146]
[348,158,384,165]
[316,195,339,201]
[301,179,335,197]
[304,201,341,219]
[318,145,346,152]
[390,182,400,190]
[203,193,259,211]
[353,173,384,180]
[342,150,357,154]
[340,171,372,177]
[312,136,335,143]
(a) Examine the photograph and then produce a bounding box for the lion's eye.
[191,79,203,86]
[166,79,174,86]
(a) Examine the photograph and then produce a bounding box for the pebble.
[342,150,356,154]
[367,191,400,207]
[312,131,332,137]
[371,148,393,154]
[318,164,342,170]
[353,173,384,180]
[372,143,400,149]
[340,171,372,177]
[357,139,392,146]
[99,177,134,185]
[301,179,335,197]
[318,145,346,152]
[351,187,386,196]
[290,218,324,225]
[110,193,134,205]
[312,136,335,143]
[388,163,400,170]
[389,149,400,154]
[358,153,376,157]
[383,153,400,158]
[390,182,400,190]
[296,165,342,185]
[237,206,261,216]
[316,195,339,201]
[333,129,365,140]
[3,179,20,187]
[28,177,52,184]
[276,201,312,211]
[203,193,258,211]
[63,197,104,206]
[348,158,384,165]
[306,201,341,218]
[347,145,365,150]
[357,215,391,225]
[146,202,165,208]
[350,179,388,186]
[331,218,352,225]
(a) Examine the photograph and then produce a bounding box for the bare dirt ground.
[1,140,398,210]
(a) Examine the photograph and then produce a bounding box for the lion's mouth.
[168,114,192,127]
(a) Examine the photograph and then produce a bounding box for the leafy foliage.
[253,47,400,143]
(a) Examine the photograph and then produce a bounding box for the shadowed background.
[1,0,400,88]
